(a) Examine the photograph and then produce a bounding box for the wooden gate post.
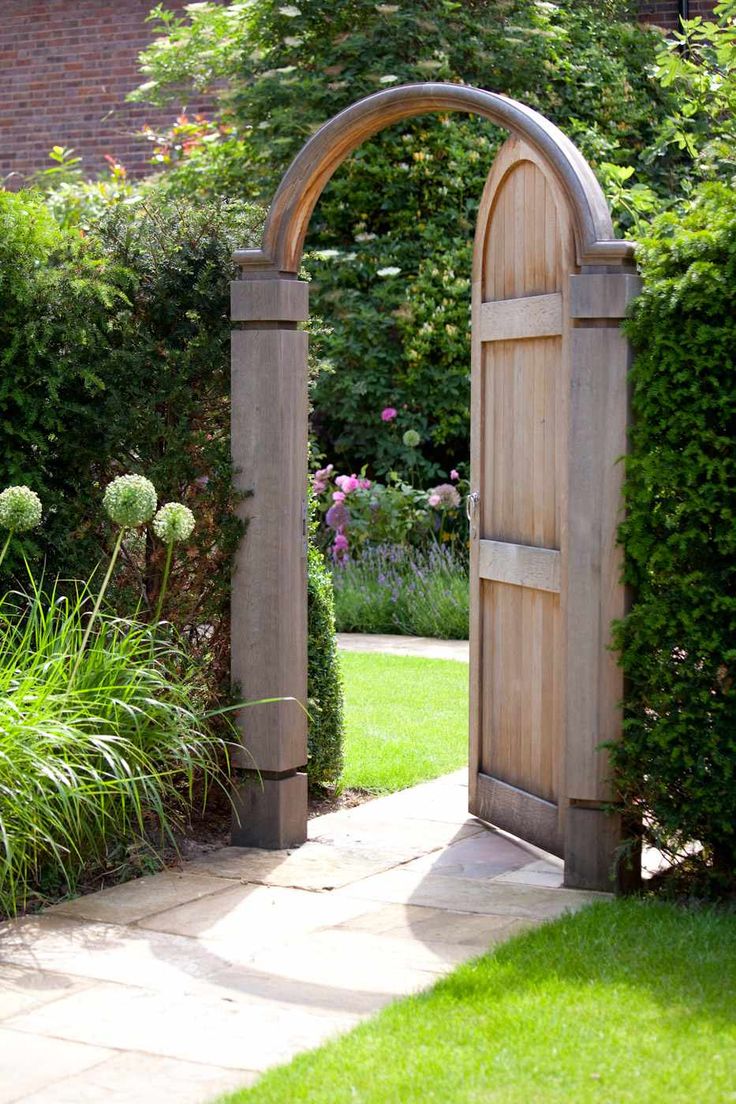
[229,273,310,849]
[563,272,641,890]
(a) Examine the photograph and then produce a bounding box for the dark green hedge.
[614,183,736,885]
[307,541,345,788]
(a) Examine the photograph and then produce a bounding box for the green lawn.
[217,899,736,1104]
[339,652,468,793]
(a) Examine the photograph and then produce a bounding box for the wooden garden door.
[467,137,633,887]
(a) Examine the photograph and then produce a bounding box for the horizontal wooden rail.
[478,539,560,593]
[479,293,562,343]
[474,774,562,856]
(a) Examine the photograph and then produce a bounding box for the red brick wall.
[0,1,721,187]
[639,0,717,30]
[0,0,212,186]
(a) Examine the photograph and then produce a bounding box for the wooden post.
[563,272,641,890]
[229,275,310,849]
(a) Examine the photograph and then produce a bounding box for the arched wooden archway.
[229,84,639,891]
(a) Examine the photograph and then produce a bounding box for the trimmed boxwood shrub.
[613,183,736,887]
[307,541,345,788]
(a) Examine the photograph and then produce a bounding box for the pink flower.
[450,469,459,482]
[358,478,372,490]
[335,474,360,494]
[428,494,441,507]
[332,490,346,503]
[311,464,334,496]
[332,531,349,562]
[381,407,398,422]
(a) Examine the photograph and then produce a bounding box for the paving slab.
[0,771,608,1103]
[0,1028,111,1104]
[337,633,469,662]
[13,1053,252,1104]
[0,964,95,1022]
[48,871,234,926]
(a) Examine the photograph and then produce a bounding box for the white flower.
[0,486,42,532]
[278,5,301,16]
[379,74,400,84]
[103,475,157,528]
[377,266,401,277]
[153,502,196,544]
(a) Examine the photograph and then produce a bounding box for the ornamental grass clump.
[0,478,231,918]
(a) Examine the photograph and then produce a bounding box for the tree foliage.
[133,0,675,479]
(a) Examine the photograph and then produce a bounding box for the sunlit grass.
[340,652,468,793]
[218,899,736,1104]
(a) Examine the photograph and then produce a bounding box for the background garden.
[0,0,735,915]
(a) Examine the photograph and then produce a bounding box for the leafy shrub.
[333,543,469,641]
[650,1,736,190]
[312,462,466,562]
[133,0,676,479]
[613,183,736,888]
[0,190,122,579]
[307,542,344,788]
[0,576,229,918]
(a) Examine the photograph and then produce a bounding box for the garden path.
[0,772,604,1104]
[337,632,469,662]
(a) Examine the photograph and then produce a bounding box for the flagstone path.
[337,632,469,662]
[0,771,605,1104]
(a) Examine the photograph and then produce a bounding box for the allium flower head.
[403,429,421,448]
[326,503,350,530]
[0,485,42,532]
[103,474,157,528]
[381,407,398,422]
[153,502,196,544]
[428,483,461,509]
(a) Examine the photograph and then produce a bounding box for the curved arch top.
[234,82,634,275]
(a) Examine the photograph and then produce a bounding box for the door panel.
[468,139,575,857]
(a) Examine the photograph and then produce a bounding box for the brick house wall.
[639,0,717,29]
[0,0,213,185]
[0,0,721,186]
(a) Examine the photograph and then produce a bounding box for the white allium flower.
[103,475,157,528]
[153,502,196,544]
[0,485,42,532]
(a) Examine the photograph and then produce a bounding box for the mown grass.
[340,652,468,793]
[217,899,736,1104]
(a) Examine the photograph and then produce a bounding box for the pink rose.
[336,474,360,494]
[450,469,459,482]
[381,407,398,422]
[428,494,441,507]
[332,532,349,562]
[332,490,346,503]
[359,478,372,490]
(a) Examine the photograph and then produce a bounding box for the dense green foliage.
[0,573,228,918]
[220,900,736,1103]
[307,541,344,787]
[0,191,122,577]
[134,0,675,479]
[614,182,736,885]
[651,1,736,190]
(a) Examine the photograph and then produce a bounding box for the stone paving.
[337,632,469,662]
[0,771,605,1103]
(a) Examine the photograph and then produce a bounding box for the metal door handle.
[466,491,479,536]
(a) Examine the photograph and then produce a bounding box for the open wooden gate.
[468,138,637,888]
[229,84,639,891]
